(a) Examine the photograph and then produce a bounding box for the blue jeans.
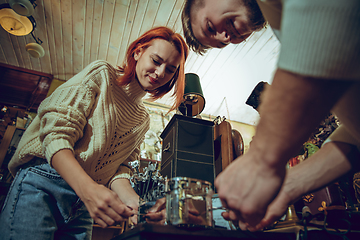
[0,158,93,240]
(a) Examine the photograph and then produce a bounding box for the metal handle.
[163,142,171,152]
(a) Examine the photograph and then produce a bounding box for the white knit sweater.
[257,0,360,80]
[8,60,150,185]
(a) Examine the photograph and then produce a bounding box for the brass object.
[303,193,314,203]
[165,177,214,227]
[274,205,301,228]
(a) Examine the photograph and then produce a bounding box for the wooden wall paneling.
[184,51,201,73]
[248,28,276,61]
[128,0,148,44]
[72,0,86,73]
[83,0,95,67]
[9,34,23,68]
[0,32,17,67]
[188,47,213,75]
[97,0,115,61]
[106,0,129,65]
[192,46,221,77]
[89,0,104,64]
[24,36,43,73]
[60,0,73,80]
[51,0,66,80]
[153,1,175,27]
[43,0,58,77]
[233,28,267,63]
[154,0,176,28]
[34,0,51,74]
[139,0,159,33]
[172,0,184,34]
[20,35,34,70]
[116,0,139,65]
[209,44,244,79]
[166,0,184,31]
[262,34,281,62]
[200,45,241,85]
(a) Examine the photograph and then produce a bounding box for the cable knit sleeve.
[37,62,105,164]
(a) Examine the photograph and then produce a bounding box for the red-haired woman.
[0,26,188,240]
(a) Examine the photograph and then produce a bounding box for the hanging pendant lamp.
[9,0,35,17]
[0,3,35,36]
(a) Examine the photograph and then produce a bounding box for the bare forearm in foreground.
[247,141,355,231]
[215,69,352,228]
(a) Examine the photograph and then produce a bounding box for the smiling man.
[181,0,266,54]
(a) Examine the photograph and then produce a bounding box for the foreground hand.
[145,198,205,225]
[145,197,166,224]
[223,184,291,231]
[215,152,286,228]
[81,182,135,228]
[187,201,205,225]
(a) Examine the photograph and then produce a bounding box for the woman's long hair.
[117,26,189,112]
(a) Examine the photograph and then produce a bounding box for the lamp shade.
[9,0,35,17]
[26,42,44,58]
[0,3,35,36]
[180,73,205,116]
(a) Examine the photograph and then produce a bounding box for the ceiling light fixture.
[0,1,44,58]
[9,0,36,17]
[24,31,44,58]
[26,42,44,58]
[0,3,36,36]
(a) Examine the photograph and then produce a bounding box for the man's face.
[191,0,253,48]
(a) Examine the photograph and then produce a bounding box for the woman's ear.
[134,48,143,61]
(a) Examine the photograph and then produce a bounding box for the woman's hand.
[51,149,135,228]
[81,181,135,227]
[110,178,140,225]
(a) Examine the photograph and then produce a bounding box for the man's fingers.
[238,221,248,231]
[95,218,108,228]
[113,203,134,218]
[146,210,166,221]
[148,197,166,213]
[97,203,134,226]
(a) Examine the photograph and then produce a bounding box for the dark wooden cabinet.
[160,114,215,186]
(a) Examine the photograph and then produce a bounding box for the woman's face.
[134,39,181,91]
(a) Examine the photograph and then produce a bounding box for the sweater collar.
[125,79,147,104]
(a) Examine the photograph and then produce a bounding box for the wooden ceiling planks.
[0,0,190,80]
